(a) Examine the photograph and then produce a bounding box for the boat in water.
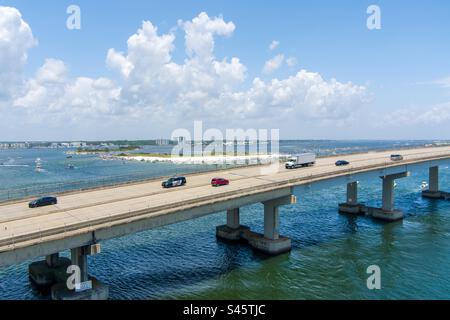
[35,158,43,172]
[421,181,429,191]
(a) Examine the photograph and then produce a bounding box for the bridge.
[1,146,450,299]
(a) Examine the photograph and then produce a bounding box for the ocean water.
[0,140,449,299]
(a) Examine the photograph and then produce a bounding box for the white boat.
[35,158,42,171]
[421,181,429,191]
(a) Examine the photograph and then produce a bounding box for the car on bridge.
[28,196,58,208]
[211,177,230,187]
[335,160,350,166]
[162,176,186,188]
[390,154,404,161]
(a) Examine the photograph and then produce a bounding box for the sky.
[0,0,449,141]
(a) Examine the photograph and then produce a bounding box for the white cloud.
[0,6,37,99]
[286,56,297,67]
[181,12,235,60]
[269,40,279,51]
[434,76,450,89]
[382,102,450,126]
[2,8,368,136]
[263,54,284,74]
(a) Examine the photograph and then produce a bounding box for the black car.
[29,196,58,208]
[335,160,350,166]
[162,176,186,188]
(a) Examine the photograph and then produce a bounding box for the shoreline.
[109,153,288,164]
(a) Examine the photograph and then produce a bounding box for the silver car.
[390,154,403,161]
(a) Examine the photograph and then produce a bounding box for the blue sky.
[0,0,450,140]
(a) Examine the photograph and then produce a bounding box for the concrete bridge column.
[243,195,297,255]
[70,247,89,283]
[51,244,109,300]
[216,208,250,241]
[382,176,395,211]
[367,172,409,222]
[423,166,449,199]
[227,208,240,229]
[264,202,280,240]
[429,166,439,192]
[339,181,365,215]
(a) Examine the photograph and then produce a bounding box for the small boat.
[421,181,429,191]
[35,158,43,172]
[67,164,75,169]
[66,155,73,159]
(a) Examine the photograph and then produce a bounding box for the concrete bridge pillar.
[423,166,449,199]
[367,172,409,222]
[70,247,89,283]
[216,195,296,255]
[347,181,358,205]
[216,208,250,241]
[263,202,280,240]
[227,208,240,229]
[242,195,296,255]
[339,181,365,215]
[51,244,109,300]
[429,166,439,192]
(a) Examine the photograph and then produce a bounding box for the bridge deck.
[1,146,450,263]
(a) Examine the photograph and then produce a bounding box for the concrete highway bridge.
[0,146,450,299]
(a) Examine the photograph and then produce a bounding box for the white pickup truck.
[285,153,316,169]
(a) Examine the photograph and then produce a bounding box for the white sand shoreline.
[109,154,288,165]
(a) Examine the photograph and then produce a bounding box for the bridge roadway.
[1,146,450,270]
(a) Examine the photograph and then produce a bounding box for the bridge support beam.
[28,252,71,289]
[242,195,296,255]
[216,208,250,241]
[366,172,410,222]
[339,181,365,215]
[422,166,450,200]
[51,244,109,300]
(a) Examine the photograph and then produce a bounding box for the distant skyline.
[0,1,450,140]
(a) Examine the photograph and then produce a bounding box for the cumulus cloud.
[269,40,279,51]
[263,54,284,74]
[181,12,235,60]
[14,58,121,123]
[2,8,368,133]
[0,6,37,99]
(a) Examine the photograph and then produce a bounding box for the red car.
[211,177,229,187]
